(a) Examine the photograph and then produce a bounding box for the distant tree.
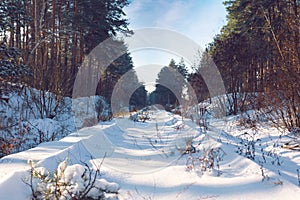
[177,58,188,79]
[109,68,146,113]
[130,85,147,109]
[96,47,135,102]
[152,58,189,108]
[188,51,210,102]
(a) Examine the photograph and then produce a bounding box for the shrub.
[185,145,226,176]
[24,159,119,200]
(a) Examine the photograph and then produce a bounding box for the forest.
[151,0,299,132]
[0,0,299,156]
[0,0,300,199]
[0,0,146,100]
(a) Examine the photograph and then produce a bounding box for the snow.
[0,107,300,199]
[0,83,114,160]
[0,86,77,156]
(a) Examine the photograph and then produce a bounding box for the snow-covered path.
[0,109,299,199]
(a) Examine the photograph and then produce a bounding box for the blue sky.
[123,0,227,92]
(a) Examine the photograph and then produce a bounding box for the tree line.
[0,0,146,104]
[1,0,299,131]
[189,0,299,130]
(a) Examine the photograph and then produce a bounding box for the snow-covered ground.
[0,108,299,199]
[0,84,112,157]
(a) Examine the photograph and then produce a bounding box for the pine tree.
[194,0,300,128]
[0,0,133,97]
[152,58,189,108]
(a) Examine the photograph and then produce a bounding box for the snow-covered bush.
[25,160,119,200]
[183,135,226,176]
[129,108,150,122]
[23,118,64,144]
[73,96,112,129]
[237,115,257,129]
[0,85,76,157]
[95,96,112,121]
[185,143,226,176]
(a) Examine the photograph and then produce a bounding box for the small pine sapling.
[24,156,119,200]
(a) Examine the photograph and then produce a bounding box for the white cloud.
[125,0,226,46]
[154,1,192,28]
[125,0,148,16]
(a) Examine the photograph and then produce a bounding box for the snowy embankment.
[0,109,300,199]
[0,85,75,156]
[0,84,111,157]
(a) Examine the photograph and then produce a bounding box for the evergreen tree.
[190,0,300,128]
[152,58,189,108]
[129,85,147,109]
[177,58,188,79]
[0,0,133,97]
[0,42,32,84]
